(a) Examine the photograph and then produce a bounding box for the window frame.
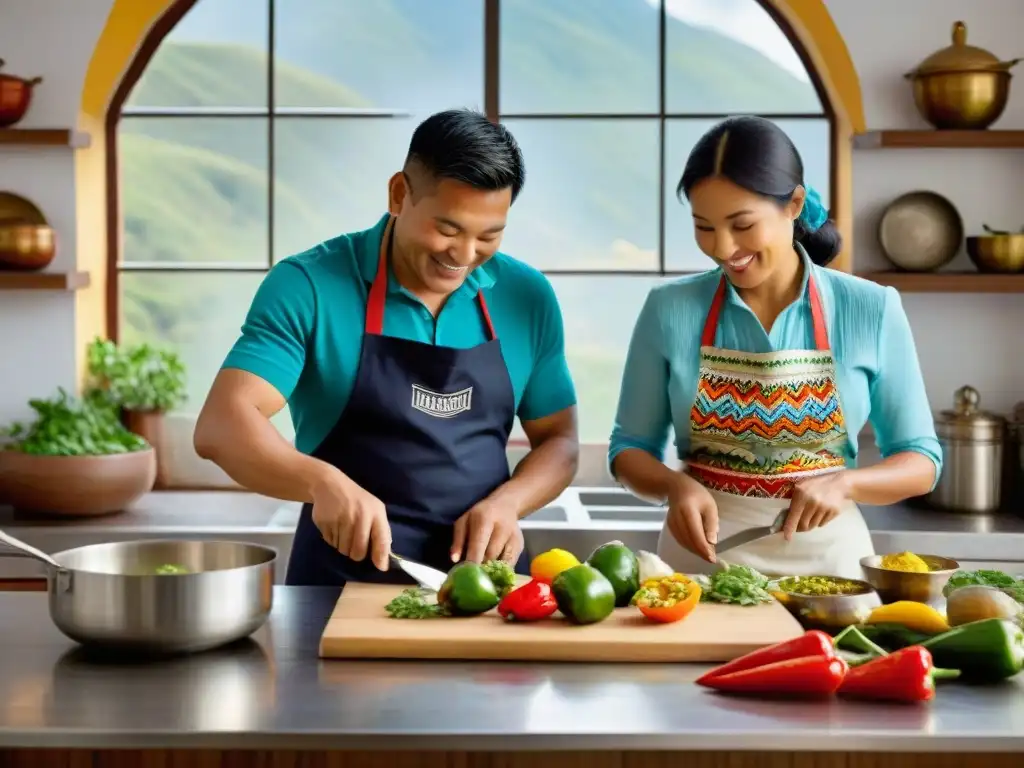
[105,0,841,490]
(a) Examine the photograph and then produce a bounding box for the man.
[194,109,579,586]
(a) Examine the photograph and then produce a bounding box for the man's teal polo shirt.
[221,214,577,454]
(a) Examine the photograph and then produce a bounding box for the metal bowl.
[966,233,1024,273]
[859,554,960,606]
[878,191,963,272]
[772,576,882,632]
[0,222,55,270]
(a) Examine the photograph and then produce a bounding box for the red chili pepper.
[696,631,837,685]
[497,579,557,622]
[838,646,939,703]
[697,655,848,697]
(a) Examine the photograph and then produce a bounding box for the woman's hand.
[783,471,852,540]
[666,474,719,563]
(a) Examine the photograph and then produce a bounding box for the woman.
[608,116,942,579]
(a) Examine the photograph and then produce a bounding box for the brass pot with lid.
[904,21,1022,130]
[927,385,1006,514]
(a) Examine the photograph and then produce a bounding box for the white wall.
[827,0,1024,415]
[0,0,1022,435]
[0,0,114,427]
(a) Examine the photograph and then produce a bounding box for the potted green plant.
[0,389,156,516]
[85,337,187,489]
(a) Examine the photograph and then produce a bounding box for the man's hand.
[310,469,392,571]
[783,471,851,540]
[451,499,524,565]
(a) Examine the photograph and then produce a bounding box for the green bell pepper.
[921,618,1024,682]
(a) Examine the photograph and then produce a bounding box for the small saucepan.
[0,529,276,654]
[0,59,43,128]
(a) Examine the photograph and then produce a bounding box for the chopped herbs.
[384,588,449,619]
[944,570,1024,603]
[696,564,776,606]
[481,559,516,598]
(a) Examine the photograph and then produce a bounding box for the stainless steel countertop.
[0,586,1022,752]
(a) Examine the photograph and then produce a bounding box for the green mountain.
[118,0,824,442]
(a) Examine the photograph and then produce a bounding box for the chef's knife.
[389,552,447,592]
[713,509,789,556]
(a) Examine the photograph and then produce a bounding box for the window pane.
[119,118,268,266]
[273,118,412,261]
[127,0,268,108]
[274,0,484,112]
[665,0,821,114]
[549,276,668,444]
[499,0,659,114]
[120,272,264,417]
[499,119,659,271]
[663,117,830,271]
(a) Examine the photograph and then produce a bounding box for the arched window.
[110,0,836,488]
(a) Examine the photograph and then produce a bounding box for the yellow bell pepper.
[866,601,949,635]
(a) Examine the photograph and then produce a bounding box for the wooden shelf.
[0,271,90,291]
[0,128,91,149]
[858,271,1024,293]
[854,130,1024,149]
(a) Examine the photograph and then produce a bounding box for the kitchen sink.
[523,505,568,523]
[577,490,659,508]
[587,509,665,523]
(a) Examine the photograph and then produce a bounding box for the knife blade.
[389,552,447,592]
[713,509,789,556]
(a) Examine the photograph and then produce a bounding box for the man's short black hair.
[404,109,525,203]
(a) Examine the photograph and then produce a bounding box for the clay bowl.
[0,449,157,516]
[0,222,56,270]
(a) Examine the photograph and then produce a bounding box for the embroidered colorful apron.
[657,273,876,580]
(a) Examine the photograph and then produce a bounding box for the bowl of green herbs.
[0,389,156,516]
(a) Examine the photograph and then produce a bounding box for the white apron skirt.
[656,488,876,580]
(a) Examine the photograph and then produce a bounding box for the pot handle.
[0,528,73,592]
[0,527,61,567]
[26,76,43,86]
[0,58,5,71]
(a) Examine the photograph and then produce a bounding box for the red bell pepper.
[697,655,849,697]
[696,630,837,685]
[839,645,954,703]
[497,579,557,622]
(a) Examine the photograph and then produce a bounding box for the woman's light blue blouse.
[608,247,943,486]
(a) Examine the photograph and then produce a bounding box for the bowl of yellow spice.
[860,551,960,605]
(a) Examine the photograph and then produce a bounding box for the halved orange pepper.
[632,573,702,624]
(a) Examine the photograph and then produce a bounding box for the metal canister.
[927,385,1005,514]
[1010,402,1024,512]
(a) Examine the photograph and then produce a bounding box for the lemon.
[530,548,580,584]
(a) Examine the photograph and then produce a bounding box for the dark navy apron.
[285,216,529,586]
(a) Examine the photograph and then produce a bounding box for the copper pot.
[904,21,1021,130]
[0,221,56,270]
[0,58,43,128]
[966,225,1024,273]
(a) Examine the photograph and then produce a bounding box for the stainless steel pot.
[927,385,1005,514]
[0,531,276,654]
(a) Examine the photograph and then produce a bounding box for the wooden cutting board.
[319,583,804,663]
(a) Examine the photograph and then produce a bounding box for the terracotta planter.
[0,448,156,516]
[122,409,170,489]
